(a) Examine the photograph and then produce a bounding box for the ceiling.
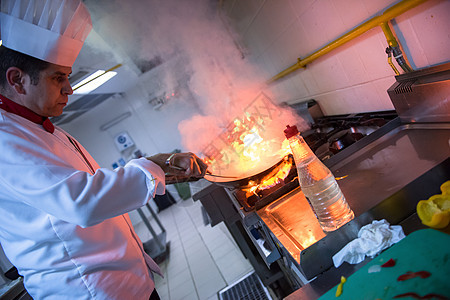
[51,0,247,127]
[55,0,203,125]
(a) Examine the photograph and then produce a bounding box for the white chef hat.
[0,0,92,67]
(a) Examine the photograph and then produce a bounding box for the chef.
[0,0,207,299]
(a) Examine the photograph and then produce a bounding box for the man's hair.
[0,46,50,88]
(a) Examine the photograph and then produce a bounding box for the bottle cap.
[284,125,299,139]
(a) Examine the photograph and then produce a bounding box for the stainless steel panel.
[257,188,325,265]
[387,62,450,123]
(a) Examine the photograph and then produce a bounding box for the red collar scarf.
[0,94,55,133]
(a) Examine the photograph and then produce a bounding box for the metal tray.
[260,187,325,263]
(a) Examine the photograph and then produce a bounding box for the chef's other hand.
[147,152,208,177]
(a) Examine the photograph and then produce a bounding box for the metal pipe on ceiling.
[267,0,428,83]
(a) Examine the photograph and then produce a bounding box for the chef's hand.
[147,152,208,178]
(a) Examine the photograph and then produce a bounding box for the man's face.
[23,64,73,117]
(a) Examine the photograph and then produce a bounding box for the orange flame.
[243,156,293,196]
[204,113,292,174]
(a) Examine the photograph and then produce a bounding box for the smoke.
[85,0,308,164]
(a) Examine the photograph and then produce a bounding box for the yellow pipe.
[268,0,428,83]
[388,55,400,75]
[73,64,123,91]
[380,22,398,48]
[382,21,414,72]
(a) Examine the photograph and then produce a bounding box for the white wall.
[223,0,450,115]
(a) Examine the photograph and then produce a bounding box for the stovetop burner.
[303,110,398,161]
[233,166,299,212]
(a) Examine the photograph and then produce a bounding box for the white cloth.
[332,219,405,268]
[0,109,165,299]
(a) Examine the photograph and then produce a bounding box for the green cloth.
[319,228,450,299]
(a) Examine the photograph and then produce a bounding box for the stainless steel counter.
[328,122,450,217]
[255,120,450,299]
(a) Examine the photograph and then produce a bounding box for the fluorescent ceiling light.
[72,70,117,94]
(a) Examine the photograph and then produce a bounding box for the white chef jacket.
[0,108,166,299]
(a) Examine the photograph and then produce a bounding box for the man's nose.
[62,81,73,95]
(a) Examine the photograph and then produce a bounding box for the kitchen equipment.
[168,165,238,179]
[193,109,403,297]
[387,62,450,123]
[203,155,293,188]
[193,111,404,291]
[328,130,363,154]
[194,62,450,299]
[212,109,398,214]
[283,62,450,299]
[204,173,238,179]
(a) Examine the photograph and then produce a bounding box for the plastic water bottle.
[284,125,354,232]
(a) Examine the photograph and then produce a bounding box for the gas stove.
[231,109,398,212]
[301,110,398,161]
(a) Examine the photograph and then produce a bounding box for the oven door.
[241,212,281,268]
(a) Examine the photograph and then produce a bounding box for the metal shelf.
[136,203,169,263]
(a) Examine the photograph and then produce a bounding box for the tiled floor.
[134,182,254,300]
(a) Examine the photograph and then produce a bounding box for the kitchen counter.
[287,223,450,300]
[284,213,438,299]
[256,119,450,299]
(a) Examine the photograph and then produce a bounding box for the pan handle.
[165,174,201,185]
[170,165,237,179]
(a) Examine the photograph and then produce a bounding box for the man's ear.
[6,67,27,95]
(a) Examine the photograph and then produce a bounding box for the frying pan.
[203,154,293,189]
[165,154,292,189]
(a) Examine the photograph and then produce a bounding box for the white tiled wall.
[225,0,450,115]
